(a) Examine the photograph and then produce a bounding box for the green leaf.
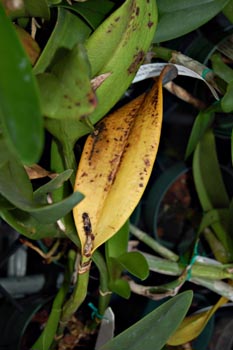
[154,0,230,42]
[0,156,84,224]
[0,208,65,240]
[0,4,44,164]
[33,7,92,75]
[37,44,96,120]
[222,0,233,23]
[33,169,73,202]
[109,278,131,299]
[116,252,149,280]
[99,291,193,350]
[24,0,50,20]
[57,0,115,30]
[3,0,50,20]
[193,129,233,258]
[193,129,230,211]
[30,191,84,224]
[185,106,216,159]
[221,80,233,112]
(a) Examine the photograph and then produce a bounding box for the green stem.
[192,277,233,301]
[152,45,173,61]
[130,224,179,262]
[93,250,111,316]
[62,141,77,187]
[143,252,233,280]
[57,255,91,337]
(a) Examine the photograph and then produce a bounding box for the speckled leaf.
[37,44,97,120]
[86,0,158,124]
[73,69,167,256]
[33,7,92,75]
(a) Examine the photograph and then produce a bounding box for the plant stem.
[57,255,91,337]
[130,224,179,262]
[143,252,233,280]
[152,45,173,61]
[62,141,77,186]
[192,277,233,301]
[93,250,112,316]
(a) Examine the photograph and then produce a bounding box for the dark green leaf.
[99,291,193,350]
[57,0,115,30]
[0,156,84,224]
[117,252,149,280]
[0,4,44,164]
[108,278,131,299]
[222,0,233,23]
[154,0,230,42]
[34,169,73,203]
[33,7,92,75]
[30,191,84,224]
[24,0,50,20]
[0,208,65,240]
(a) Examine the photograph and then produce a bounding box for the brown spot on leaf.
[127,50,145,74]
[144,158,150,167]
[81,172,88,177]
[148,20,154,28]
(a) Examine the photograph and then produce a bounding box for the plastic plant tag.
[133,63,219,100]
[95,307,115,350]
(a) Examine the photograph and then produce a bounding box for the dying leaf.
[167,295,228,345]
[73,67,172,256]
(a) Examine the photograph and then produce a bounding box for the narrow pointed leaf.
[167,296,228,345]
[193,129,229,211]
[185,105,217,159]
[99,291,193,350]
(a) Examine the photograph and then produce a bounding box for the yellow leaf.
[73,68,168,256]
[167,295,228,346]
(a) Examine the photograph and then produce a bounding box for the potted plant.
[1,1,233,349]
